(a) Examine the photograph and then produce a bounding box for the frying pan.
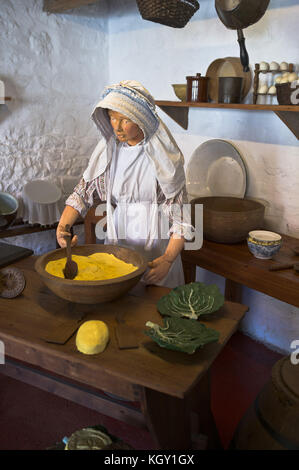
[215,0,270,72]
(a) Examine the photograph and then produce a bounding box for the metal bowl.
[35,244,148,304]
[0,192,19,230]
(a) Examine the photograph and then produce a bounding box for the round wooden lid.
[0,267,26,299]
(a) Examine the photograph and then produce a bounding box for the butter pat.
[76,320,109,354]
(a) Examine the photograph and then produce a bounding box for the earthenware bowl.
[172,84,187,101]
[247,230,282,259]
[35,244,148,304]
[190,197,265,244]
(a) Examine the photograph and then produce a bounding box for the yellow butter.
[76,320,109,355]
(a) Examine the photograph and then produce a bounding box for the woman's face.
[108,110,144,146]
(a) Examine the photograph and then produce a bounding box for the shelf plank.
[155,101,299,139]
[155,101,299,112]
[43,0,99,13]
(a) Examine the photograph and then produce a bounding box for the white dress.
[106,142,185,288]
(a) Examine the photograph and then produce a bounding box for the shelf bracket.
[157,105,189,130]
[274,111,299,140]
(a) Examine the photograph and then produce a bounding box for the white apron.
[105,143,185,288]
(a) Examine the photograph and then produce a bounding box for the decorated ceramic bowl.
[247,230,282,259]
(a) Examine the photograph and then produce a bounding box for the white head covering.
[83,80,185,198]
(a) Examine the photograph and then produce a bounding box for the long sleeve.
[157,183,194,240]
[65,177,100,218]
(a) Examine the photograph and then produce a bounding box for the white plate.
[186,139,247,199]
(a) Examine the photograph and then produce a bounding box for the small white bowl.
[280,62,289,71]
[268,85,277,95]
[288,72,298,83]
[259,61,269,72]
[258,84,269,94]
[247,230,282,259]
[248,230,282,244]
[270,61,279,72]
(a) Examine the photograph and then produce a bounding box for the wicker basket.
[136,0,200,28]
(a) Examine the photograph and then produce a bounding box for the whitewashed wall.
[0,0,298,353]
[0,0,109,253]
[107,0,299,354]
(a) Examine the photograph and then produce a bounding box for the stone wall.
[0,0,109,252]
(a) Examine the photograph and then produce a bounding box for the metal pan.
[215,0,270,72]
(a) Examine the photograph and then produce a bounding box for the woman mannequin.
[56,81,192,287]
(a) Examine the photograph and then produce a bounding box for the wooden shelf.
[155,101,299,139]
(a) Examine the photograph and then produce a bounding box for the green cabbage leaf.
[144,317,220,354]
[157,282,224,320]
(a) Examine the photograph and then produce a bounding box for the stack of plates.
[186,139,247,200]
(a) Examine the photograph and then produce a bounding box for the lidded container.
[186,73,209,102]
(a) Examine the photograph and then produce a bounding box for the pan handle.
[237,29,249,73]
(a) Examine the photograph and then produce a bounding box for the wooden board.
[0,242,33,268]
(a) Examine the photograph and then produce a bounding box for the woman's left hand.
[144,255,173,285]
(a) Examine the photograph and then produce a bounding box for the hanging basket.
[136,0,200,28]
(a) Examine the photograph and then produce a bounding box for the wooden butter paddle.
[115,311,139,350]
[63,224,78,280]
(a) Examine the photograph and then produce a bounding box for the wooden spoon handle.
[65,224,71,262]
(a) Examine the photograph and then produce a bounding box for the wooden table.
[0,256,247,450]
[182,234,299,307]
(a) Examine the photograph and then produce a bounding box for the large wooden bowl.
[190,197,265,244]
[35,244,148,304]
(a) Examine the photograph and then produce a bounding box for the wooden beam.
[43,0,99,13]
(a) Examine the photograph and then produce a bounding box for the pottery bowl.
[247,230,282,259]
[172,84,187,101]
[0,191,19,230]
[190,197,265,244]
[35,244,148,304]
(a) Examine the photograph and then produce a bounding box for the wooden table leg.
[225,279,243,303]
[182,257,196,284]
[140,388,192,449]
[188,371,222,450]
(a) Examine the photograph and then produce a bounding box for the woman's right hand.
[56,224,78,248]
